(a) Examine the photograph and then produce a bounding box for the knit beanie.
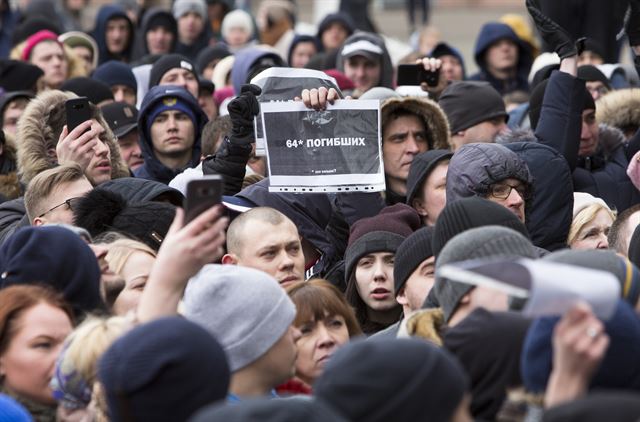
[529,75,595,130]
[93,60,137,91]
[344,203,422,284]
[315,338,469,422]
[0,59,43,92]
[543,249,640,310]
[195,45,231,75]
[172,0,206,21]
[61,77,114,106]
[21,29,60,61]
[432,196,530,258]
[439,81,508,133]
[148,54,198,90]
[406,149,453,206]
[0,226,102,317]
[433,226,538,322]
[394,226,435,295]
[183,264,297,372]
[72,188,176,251]
[146,9,177,34]
[221,9,254,42]
[573,192,609,219]
[145,94,196,136]
[577,65,612,89]
[522,300,640,393]
[191,398,348,422]
[0,394,31,422]
[98,316,230,422]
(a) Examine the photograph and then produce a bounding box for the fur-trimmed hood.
[596,89,640,136]
[598,123,626,160]
[381,96,450,150]
[16,90,129,185]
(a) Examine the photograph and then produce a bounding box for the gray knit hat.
[183,264,296,372]
[173,0,206,20]
[433,226,537,322]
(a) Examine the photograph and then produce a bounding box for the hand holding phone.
[184,176,224,225]
[65,97,93,133]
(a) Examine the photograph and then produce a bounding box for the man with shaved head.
[222,207,305,287]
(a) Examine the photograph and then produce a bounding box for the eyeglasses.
[37,197,83,219]
[488,183,530,200]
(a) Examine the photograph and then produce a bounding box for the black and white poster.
[250,67,342,156]
[261,100,385,193]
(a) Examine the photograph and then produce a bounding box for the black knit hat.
[394,226,435,295]
[61,77,114,106]
[432,196,530,258]
[345,203,422,283]
[0,59,43,93]
[72,189,176,251]
[92,60,138,91]
[439,81,508,133]
[577,65,612,89]
[529,76,595,130]
[195,45,231,75]
[0,91,34,123]
[12,17,61,45]
[149,54,198,90]
[406,150,453,206]
[98,316,230,422]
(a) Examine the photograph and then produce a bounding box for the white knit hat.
[182,264,296,372]
[573,192,610,219]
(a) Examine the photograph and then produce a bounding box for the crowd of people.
[1,0,640,421]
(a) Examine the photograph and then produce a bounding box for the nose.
[372,260,387,281]
[279,250,295,271]
[94,138,109,157]
[506,187,524,207]
[405,134,421,154]
[581,121,592,139]
[597,234,609,249]
[316,322,337,348]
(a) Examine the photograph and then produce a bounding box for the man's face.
[440,54,464,81]
[105,18,130,54]
[149,110,195,158]
[111,84,136,106]
[258,325,302,386]
[30,41,67,89]
[198,90,217,120]
[85,120,113,185]
[343,54,381,93]
[413,160,448,226]
[159,68,199,98]
[485,39,518,73]
[146,27,174,55]
[2,101,26,136]
[322,23,349,51]
[486,177,527,223]
[290,41,317,68]
[383,114,429,195]
[398,256,435,312]
[178,11,204,43]
[33,177,93,226]
[233,219,305,287]
[354,252,397,312]
[461,116,508,146]
[579,109,599,157]
[586,81,609,101]
[117,130,143,171]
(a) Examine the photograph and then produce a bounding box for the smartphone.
[65,97,92,133]
[184,175,224,225]
[396,63,440,87]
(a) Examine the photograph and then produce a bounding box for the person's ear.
[412,198,428,217]
[396,287,409,306]
[32,217,45,227]
[459,292,471,305]
[221,253,238,265]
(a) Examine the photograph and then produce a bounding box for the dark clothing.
[535,71,640,212]
[0,197,28,245]
[99,177,184,206]
[175,30,211,62]
[134,85,207,185]
[131,8,177,61]
[339,0,377,33]
[202,138,251,197]
[92,5,135,64]
[0,1,17,59]
[469,22,532,95]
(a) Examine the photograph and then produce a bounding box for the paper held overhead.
[438,258,620,320]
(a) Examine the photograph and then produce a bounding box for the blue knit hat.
[92,60,137,91]
[146,94,196,136]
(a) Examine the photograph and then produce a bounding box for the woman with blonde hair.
[278,279,361,395]
[568,192,616,250]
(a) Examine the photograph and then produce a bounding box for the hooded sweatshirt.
[131,8,177,61]
[230,47,285,95]
[469,22,532,95]
[92,5,135,64]
[134,85,207,184]
[336,32,394,90]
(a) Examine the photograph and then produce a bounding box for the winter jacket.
[134,85,207,185]
[0,0,17,59]
[99,177,184,206]
[0,198,28,245]
[469,22,532,95]
[201,138,252,196]
[0,135,21,201]
[16,90,130,186]
[92,5,135,64]
[536,71,640,212]
[175,30,210,62]
[335,32,394,90]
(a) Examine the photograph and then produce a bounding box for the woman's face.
[0,303,73,404]
[570,209,613,250]
[294,313,350,385]
[30,41,68,89]
[355,252,397,311]
[111,251,155,316]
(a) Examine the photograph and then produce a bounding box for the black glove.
[627,0,640,46]
[227,84,262,144]
[526,0,577,59]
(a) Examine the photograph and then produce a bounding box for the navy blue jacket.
[469,22,532,95]
[134,85,207,185]
[92,5,134,64]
